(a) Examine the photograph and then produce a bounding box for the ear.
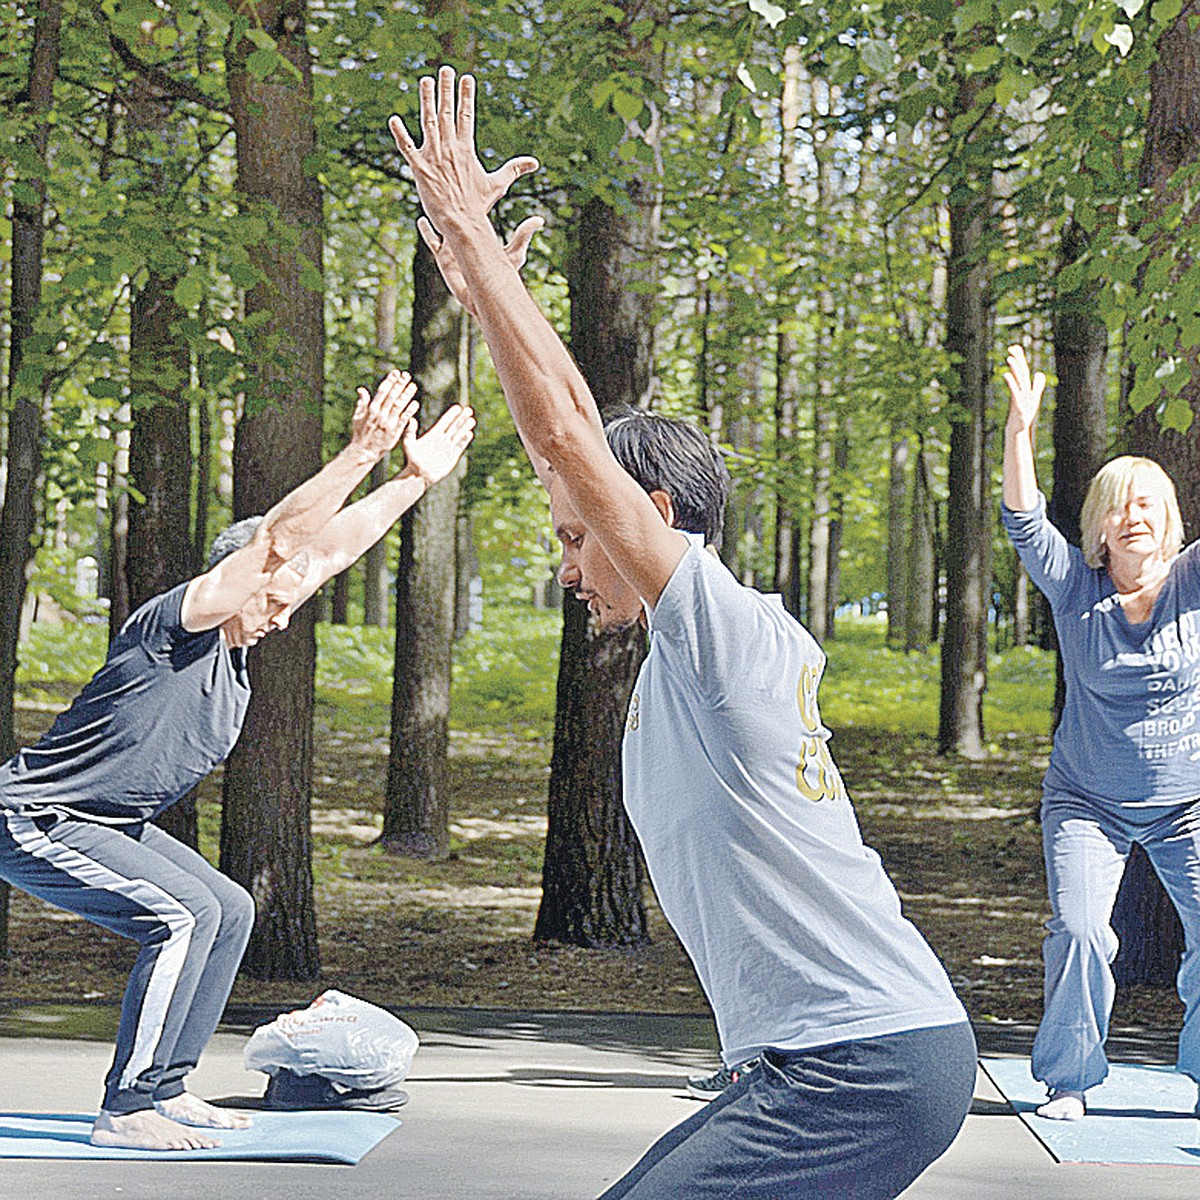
[648,489,676,528]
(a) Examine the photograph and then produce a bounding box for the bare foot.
[90,1108,222,1150]
[156,1092,252,1129]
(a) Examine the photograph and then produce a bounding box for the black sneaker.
[686,1059,757,1101]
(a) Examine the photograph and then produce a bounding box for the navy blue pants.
[0,808,253,1114]
[599,1022,976,1200]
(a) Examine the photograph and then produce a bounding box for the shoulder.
[119,582,201,656]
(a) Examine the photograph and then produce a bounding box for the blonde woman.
[1002,343,1200,1121]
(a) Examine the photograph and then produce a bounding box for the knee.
[1047,907,1116,955]
[217,879,255,938]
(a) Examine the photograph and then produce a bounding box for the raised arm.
[296,402,476,602]
[181,370,415,632]
[415,213,552,487]
[1002,343,1046,513]
[389,67,688,607]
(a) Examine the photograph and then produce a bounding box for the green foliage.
[821,619,1053,737]
[316,612,560,736]
[15,622,107,687]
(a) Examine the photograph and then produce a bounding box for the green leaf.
[1163,396,1194,432]
[611,90,644,123]
[747,0,787,27]
[1151,0,1183,22]
[229,261,261,289]
[173,275,204,309]
[861,39,895,75]
[246,28,277,51]
[746,64,779,95]
[300,260,323,292]
[954,0,994,33]
[246,48,279,81]
[88,378,125,400]
[968,45,1000,73]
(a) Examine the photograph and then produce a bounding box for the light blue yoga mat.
[0,1109,399,1163]
[982,1057,1200,1167]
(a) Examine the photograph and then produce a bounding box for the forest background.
[2,0,1200,1028]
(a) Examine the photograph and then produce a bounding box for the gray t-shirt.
[623,539,966,1067]
[1003,493,1200,805]
[0,582,250,824]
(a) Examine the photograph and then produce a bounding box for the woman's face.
[1101,467,1172,566]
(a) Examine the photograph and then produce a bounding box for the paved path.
[0,1007,1194,1199]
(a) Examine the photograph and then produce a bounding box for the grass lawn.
[0,613,1184,1035]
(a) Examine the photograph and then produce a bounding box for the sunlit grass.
[16,609,1051,740]
[820,617,1054,738]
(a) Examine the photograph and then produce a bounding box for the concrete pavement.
[0,1006,1194,1199]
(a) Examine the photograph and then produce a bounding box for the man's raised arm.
[181,370,416,632]
[389,67,687,607]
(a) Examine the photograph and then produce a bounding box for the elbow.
[530,383,604,468]
[254,518,302,570]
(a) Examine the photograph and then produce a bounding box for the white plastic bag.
[243,990,419,1090]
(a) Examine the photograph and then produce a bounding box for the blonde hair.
[1079,456,1183,569]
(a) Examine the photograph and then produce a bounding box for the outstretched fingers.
[438,64,458,143]
[506,215,545,269]
[487,156,540,208]
[456,71,476,142]
[433,403,477,441]
[417,215,442,254]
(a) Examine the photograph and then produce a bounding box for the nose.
[269,608,291,632]
[558,555,580,589]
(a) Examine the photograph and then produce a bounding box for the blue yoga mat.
[982,1057,1200,1167]
[0,1109,399,1163]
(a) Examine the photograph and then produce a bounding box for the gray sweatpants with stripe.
[0,807,254,1114]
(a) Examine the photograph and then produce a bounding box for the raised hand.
[388,66,538,236]
[418,213,544,318]
[1003,344,1046,433]
[351,370,419,461]
[402,403,477,487]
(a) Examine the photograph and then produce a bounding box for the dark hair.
[603,409,730,544]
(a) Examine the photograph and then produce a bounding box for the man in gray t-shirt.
[391,65,976,1199]
[0,372,474,1151]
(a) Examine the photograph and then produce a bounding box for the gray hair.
[207,516,263,568]
[207,516,312,577]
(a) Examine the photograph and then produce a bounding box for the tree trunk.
[773,45,803,616]
[379,0,469,860]
[363,263,398,629]
[0,0,63,959]
[887,432,911,645]
[219,0,323,981]
[1114,2,1200,986]
[534,12,663,944]
[1049,217,1109,725]
[534,597,648,945]
[807,83,837,641]
[379,234,461,859]
[938,69,993,758]
[906,434,936,653]
[122,62,200,848]
[825,418,850,637]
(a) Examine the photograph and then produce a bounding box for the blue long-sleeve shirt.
[1003,493,1200,807]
